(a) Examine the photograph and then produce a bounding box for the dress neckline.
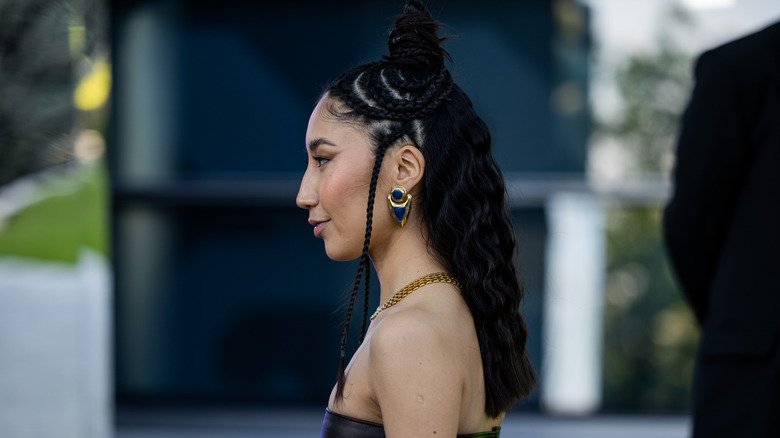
[324,408,501,437]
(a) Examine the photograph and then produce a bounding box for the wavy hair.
[324,0,536,417]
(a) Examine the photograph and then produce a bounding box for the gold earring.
[387,186,412,228]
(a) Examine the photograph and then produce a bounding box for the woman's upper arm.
[369,314,463,438]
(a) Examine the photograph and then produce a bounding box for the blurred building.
[111,0,591,411]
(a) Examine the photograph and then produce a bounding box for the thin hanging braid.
[329,0,456,404]
[334,123,415,401]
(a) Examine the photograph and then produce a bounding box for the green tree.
[596,5,700,412]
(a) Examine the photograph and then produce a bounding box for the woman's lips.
[313,220,330,237]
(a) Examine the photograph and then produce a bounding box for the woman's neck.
[370,221,446,303]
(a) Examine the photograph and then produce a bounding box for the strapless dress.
[320,409,501,437]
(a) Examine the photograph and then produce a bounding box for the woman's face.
[296,98,379,261]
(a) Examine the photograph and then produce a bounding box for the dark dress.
[320,409,501,438]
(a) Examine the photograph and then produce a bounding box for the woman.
[296,1,536,436]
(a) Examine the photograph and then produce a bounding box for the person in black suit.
[664,20,780,438]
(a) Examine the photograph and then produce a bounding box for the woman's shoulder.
[370,284,471,353]
[369,306,448,357]
[367,285,476,378]
[364,291,473,436]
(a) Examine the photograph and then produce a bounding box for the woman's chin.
[324,244,363,262]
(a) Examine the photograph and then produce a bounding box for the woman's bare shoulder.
[370,285,470,355]
[370,306,445,350]
[366,302,466,436]
[367,290,475,391]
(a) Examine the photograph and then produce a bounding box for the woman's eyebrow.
[307,137,336,154]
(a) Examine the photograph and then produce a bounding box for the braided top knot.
[386,0,452,69]
[328,0,454,121]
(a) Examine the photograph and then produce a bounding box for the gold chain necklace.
[370,272,461,320]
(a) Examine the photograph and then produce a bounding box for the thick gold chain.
[370,272,461,320]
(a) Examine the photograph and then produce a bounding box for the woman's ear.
[391,144,425,191]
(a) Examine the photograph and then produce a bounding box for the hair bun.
[328,0,454,121]
[386,0,451,70]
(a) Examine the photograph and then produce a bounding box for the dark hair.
[326,0,536,417]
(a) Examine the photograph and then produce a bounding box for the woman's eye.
[314,156,329,167]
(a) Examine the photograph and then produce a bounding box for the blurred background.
[1,0,779,437]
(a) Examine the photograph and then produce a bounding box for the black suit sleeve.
[663,48,754,324]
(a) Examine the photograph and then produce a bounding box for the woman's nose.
[296,169,317,209]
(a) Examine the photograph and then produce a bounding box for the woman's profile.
[296,1,537,436]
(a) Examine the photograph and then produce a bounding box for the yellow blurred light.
[74,59,111,111]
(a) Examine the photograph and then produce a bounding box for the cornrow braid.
[329,63,453,121]
[334,122,413,402]
[325,0,454,123]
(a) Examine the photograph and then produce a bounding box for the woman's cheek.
[323,166,368,209]
[320,170,346,210]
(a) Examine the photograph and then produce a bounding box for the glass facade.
[112,0,591,409]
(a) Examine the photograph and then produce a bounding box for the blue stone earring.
[387,186,412,228]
